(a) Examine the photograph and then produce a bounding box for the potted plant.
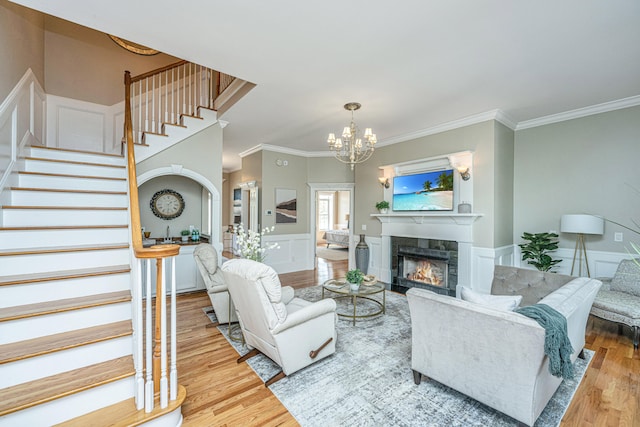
[181,229,190,242]
[346,268,365,291]
[375,200,390,214]
[519,232,561,272]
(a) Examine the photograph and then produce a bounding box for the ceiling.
[12,0,640,171]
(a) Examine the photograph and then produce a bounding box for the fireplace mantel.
[372,212,483,287]
[371,212,483,225]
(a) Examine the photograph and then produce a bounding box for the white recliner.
[193,243,236,324]
[222,258,337,386]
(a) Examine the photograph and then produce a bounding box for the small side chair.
[590,258,640,349]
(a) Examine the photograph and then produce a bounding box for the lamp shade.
[560,214,604,235]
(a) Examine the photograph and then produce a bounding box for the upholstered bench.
[590,259,640,349]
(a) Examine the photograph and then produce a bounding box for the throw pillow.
[610,259,640,297]
[460,286,523,311]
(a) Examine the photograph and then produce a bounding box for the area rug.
[204,287,592,427]
[316,246,349,261]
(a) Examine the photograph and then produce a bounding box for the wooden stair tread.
[29,145,124,158]
[0,290,132,322]
[0,225,128,231]
[0,264,131,287]
[56,385,187,427]
[0,243,129,257]
[0,355,135,417]
[25,156,125,169]
[10,187,127,195]
[163,122,187,129]
[18,171,126,181]
[142,131,168,137]
[0,320,132,363]
[2,205,127,210]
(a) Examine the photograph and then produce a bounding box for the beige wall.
[260,151,307,234]
[43,16,179,105]
[356,121,497,248]
[137,124,224,241]
[0,0,45,100]
[514,105,640,253]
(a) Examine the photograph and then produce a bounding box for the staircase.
[0,146,139,425]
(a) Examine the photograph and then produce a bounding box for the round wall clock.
[150,189,185,220]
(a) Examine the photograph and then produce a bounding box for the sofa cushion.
[194,244,219,275]
[610,259,640,297]
[460,286,522,311]
[592,289,640,319]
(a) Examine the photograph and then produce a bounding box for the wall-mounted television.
[392,169,454,211]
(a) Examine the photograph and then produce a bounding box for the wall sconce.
[457,166,471,181]
[378,177,390,188]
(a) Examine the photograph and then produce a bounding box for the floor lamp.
[560,214,604,277]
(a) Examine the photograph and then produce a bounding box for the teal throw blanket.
[515,303,574,380]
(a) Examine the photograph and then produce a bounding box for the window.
[318,194,333,231]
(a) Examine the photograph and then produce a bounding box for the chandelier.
[327,102,377,170]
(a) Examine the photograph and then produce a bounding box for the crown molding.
[516,95,640,130]
[237,97,639,162]
[377,109,515,148]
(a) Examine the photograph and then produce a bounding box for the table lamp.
[560,214,604,277]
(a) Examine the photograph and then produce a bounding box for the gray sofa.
[407,266,602,426]
[590,259,640,349]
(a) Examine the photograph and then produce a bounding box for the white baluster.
[160,258,168,408]
[164,70,168,124]
[135,259,144,409]
[170,256,178,400]
[152,74,156,133]
[144,77,149,136]
[171,68,175,124]
[144,259,154,412]
[182,64,186,120]
[138,81,142,142]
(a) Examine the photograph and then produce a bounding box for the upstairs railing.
[124,68,182,413]
[129,60,235,143]
[124,60,235,412]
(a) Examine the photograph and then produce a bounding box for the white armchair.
[193,243,236,325]
[222,258,337,386]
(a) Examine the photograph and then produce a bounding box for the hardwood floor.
[176,258,638,426]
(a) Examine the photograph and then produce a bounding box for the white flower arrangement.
[233,223,280,262]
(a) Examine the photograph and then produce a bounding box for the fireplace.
[391,238,457,296]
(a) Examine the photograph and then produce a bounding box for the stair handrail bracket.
[124,69,182,413]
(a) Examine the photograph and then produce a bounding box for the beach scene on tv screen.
[392,169,453,211]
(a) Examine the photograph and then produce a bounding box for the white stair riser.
[2,208,128,226]
[1,248,130,276]
[0,377,134,427]
[0,336,133,388]
[10,190,128,207]
[19,173,127,192]
[24,160,125,179]
[0,273,131,308]
[27,147,125,166]
[0,302,132,345]
[0,228,129,250]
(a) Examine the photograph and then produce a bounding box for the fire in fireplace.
[393,241,457,296]
[405,258,447,287]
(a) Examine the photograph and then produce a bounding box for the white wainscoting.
[514,246,627,279]
[262,233,314,274]
[46,95,124,155]
[367,240,629,294]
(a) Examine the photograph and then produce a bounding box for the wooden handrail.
[130,60,188,84]
[124,71,180,259]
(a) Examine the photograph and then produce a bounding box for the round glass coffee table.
[322,276,386,325]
